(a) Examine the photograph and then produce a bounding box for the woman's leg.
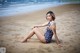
[22,27,46,43]
[32,27,46,43]
[21,29,35,42]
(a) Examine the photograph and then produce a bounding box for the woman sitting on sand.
[21,11,62,47]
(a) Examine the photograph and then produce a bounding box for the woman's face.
[46,13,52,21]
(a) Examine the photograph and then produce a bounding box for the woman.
[21,11,62,47]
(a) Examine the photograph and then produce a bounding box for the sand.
[0,4,80,53]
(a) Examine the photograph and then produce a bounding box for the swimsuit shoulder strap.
[47,21,50,26]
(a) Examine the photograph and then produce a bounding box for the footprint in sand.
[25,48,37,53]
[70,39,75,43]
[64,42,69,45]
[39,45,53,52]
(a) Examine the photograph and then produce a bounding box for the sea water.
[0,0,80,17]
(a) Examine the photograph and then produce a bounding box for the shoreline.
[0,3,80,20]
[0,3,80,17]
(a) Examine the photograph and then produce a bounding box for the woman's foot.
[21,39,27,43]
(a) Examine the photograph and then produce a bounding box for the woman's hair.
[46,11,55,21]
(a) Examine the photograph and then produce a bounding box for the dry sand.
[0,4,80,53]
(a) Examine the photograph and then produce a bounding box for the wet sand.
[0,4,80,53]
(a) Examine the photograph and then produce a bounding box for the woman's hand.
[31,25,39,29]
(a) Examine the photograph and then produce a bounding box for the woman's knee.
[33,27,38,31]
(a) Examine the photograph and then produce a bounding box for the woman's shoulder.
[50,21,56,25]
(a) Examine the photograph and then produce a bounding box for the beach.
[0,4,80,53]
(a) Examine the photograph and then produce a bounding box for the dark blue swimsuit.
[44,22,53,43]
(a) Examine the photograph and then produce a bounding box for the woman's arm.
[49,24,62,47]
[34,22,48,27]
[53,26,60,44]
[50,25,60,44]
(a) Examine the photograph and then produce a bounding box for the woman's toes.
[21,40,27,43]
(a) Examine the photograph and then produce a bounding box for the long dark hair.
[46,11,55,21]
